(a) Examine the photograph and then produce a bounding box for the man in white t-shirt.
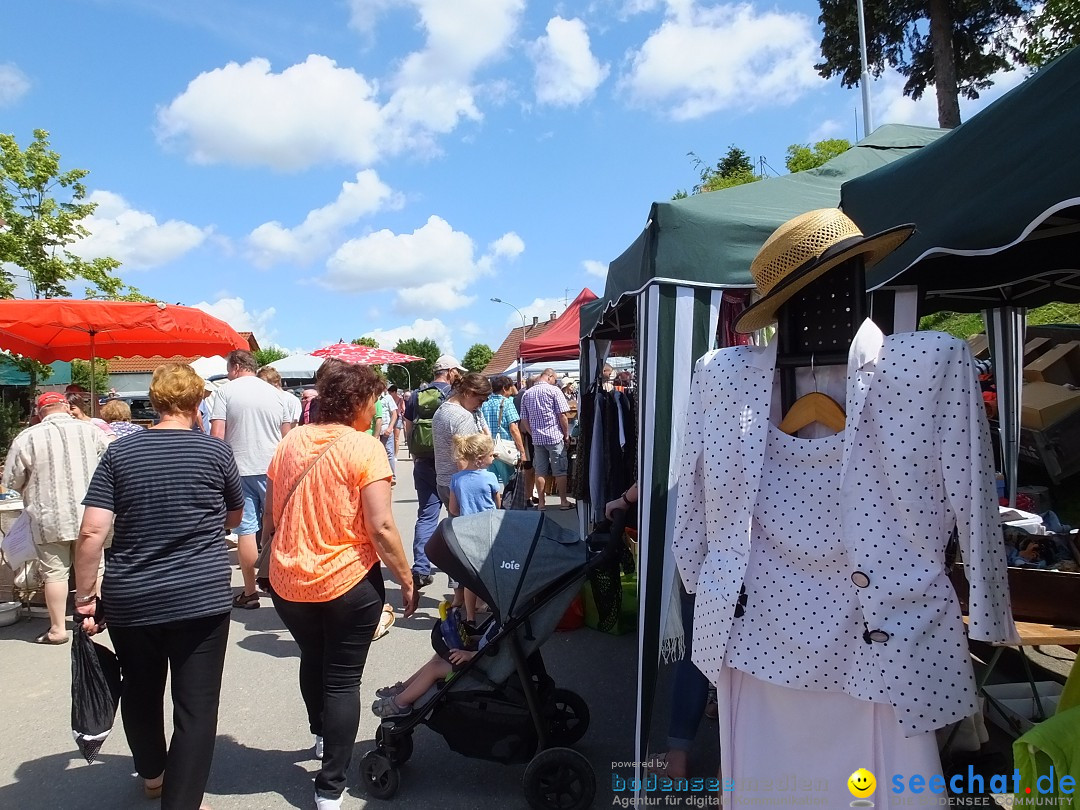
[379,386,397,484]
[211,349,290,608]
[257,366,302,431]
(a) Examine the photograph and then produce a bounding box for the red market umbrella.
[0,299,249,402]
[311,343,423,365]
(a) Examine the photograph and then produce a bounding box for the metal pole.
[491,298,527,386]
[856,0,874,136]
[389,363,411,391]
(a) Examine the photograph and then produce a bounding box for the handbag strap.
[281,430,350,513]
[496,397,506,437]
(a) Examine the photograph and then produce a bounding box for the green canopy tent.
[578,124,947,776]
[842,46,1080,509]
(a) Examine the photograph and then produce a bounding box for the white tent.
[189,355,228,379]
[267,353,324,378]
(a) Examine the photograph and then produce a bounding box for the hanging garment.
[673,318,1018,738]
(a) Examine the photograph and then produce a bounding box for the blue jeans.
[668,590,710,750]
[381,432,396,478]
[411,459,441,575]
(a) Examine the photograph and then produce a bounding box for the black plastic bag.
[502,471,528,511]
[71,625,121,763]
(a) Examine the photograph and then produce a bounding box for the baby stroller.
[359,508,627,810]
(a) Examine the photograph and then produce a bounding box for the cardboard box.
[1021,381,1080,429]
[1023,337,1052,364]
[1023,340,1080,385]
[967,334,990,359]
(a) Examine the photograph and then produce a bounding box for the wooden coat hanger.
[778,355,846,436]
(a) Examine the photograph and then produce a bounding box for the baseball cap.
[36,392,67,408]
[433,355,467,373]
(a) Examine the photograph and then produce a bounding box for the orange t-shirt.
[267,423,392,602]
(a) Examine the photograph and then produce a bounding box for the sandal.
[371,696,411,718]
[373,604,394,641]
[375,682,407,699]
[34,631,69,645]
[232,591,259,610]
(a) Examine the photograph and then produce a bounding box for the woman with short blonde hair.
[100,398,144,439]
[74,362,244,809]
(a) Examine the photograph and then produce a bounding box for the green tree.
[71,358,109,394]
[785,138,852,172]
[815,0,1032,129]
[352,336,379,348]
[1024,0,1080,67]
[675,145,760,198]
[462,343,494,374]
[0,129,143,299]
[254,346,288,367]
[390,337,440,388]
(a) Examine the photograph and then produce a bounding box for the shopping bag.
[0,511,36,569]
[71,624,122,763]
[502,471,529,511]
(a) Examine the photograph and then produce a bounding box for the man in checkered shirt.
[519,368,573,511]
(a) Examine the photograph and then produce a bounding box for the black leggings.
[272,567,385,799]
[110,612,230,810]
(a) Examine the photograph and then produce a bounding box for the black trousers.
[109,612,230,810]
[272,567,385,799]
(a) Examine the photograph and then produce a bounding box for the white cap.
[433,354,467,373]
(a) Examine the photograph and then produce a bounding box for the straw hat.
[733,209,914,334]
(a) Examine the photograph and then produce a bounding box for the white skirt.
[717,666,948,808]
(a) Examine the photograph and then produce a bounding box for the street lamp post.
[491,297,527,385]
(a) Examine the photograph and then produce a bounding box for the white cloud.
[871,64,1027,130]
[459,321,483,337]
[360,317,458,357]
[808,119,846,142]
[531,17,610,107]
[72,190,210,269]
[0,63,30,107]
[322,215,523,312]
[621,2,824,120]
[156,55,387,170]
[583,259,608,279]
[513,296,567,327]
[192,296,277,342]
[159,2,525,170]
[246,170,403,267]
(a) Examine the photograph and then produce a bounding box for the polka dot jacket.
[672,318,1020,738]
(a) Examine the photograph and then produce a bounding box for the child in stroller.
[371,612,501,718]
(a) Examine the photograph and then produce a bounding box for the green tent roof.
[0,357,71,386]
[583,124,946,339]
[843,48,1080,313]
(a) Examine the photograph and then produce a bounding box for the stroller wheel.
[548,689,590,747]
[523,747,595,810]
[359,751,400,800]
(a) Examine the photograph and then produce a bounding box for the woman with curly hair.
[262,360,416,810]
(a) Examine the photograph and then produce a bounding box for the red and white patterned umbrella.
[311,343,423,365]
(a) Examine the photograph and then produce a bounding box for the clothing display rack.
[776,260,866,411]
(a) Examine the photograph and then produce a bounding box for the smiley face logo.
[848,768,876,798]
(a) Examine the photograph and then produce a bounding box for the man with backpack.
[403,355,466,587]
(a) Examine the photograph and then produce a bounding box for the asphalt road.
[0,451,637,809]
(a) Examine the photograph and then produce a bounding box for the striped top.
[267,424,391,603]
[519,381,570,446]
[82,430,243,627]
[2,413,111,545]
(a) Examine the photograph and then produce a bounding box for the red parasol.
[0,299,249,402]
[311,343,423,365]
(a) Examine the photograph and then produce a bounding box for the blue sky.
[0,0,1026,359]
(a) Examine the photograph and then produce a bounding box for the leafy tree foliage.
[352,336,379,348]
[71,358,109,395]
[675,146,760,197]
[254,347,289,367]
[1024,0,1080,67]
[785,139,852,172]
[0,129,143,300]
[815,0,1031,129]
[390,337,440,389]
[462,343,494,373]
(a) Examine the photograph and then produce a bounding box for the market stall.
[578,123,948,770]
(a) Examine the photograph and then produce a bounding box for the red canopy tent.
[519,289,597,361]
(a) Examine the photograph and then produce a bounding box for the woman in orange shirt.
[261,361,416,810]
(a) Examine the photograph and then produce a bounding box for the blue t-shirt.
[449,468,499,515]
